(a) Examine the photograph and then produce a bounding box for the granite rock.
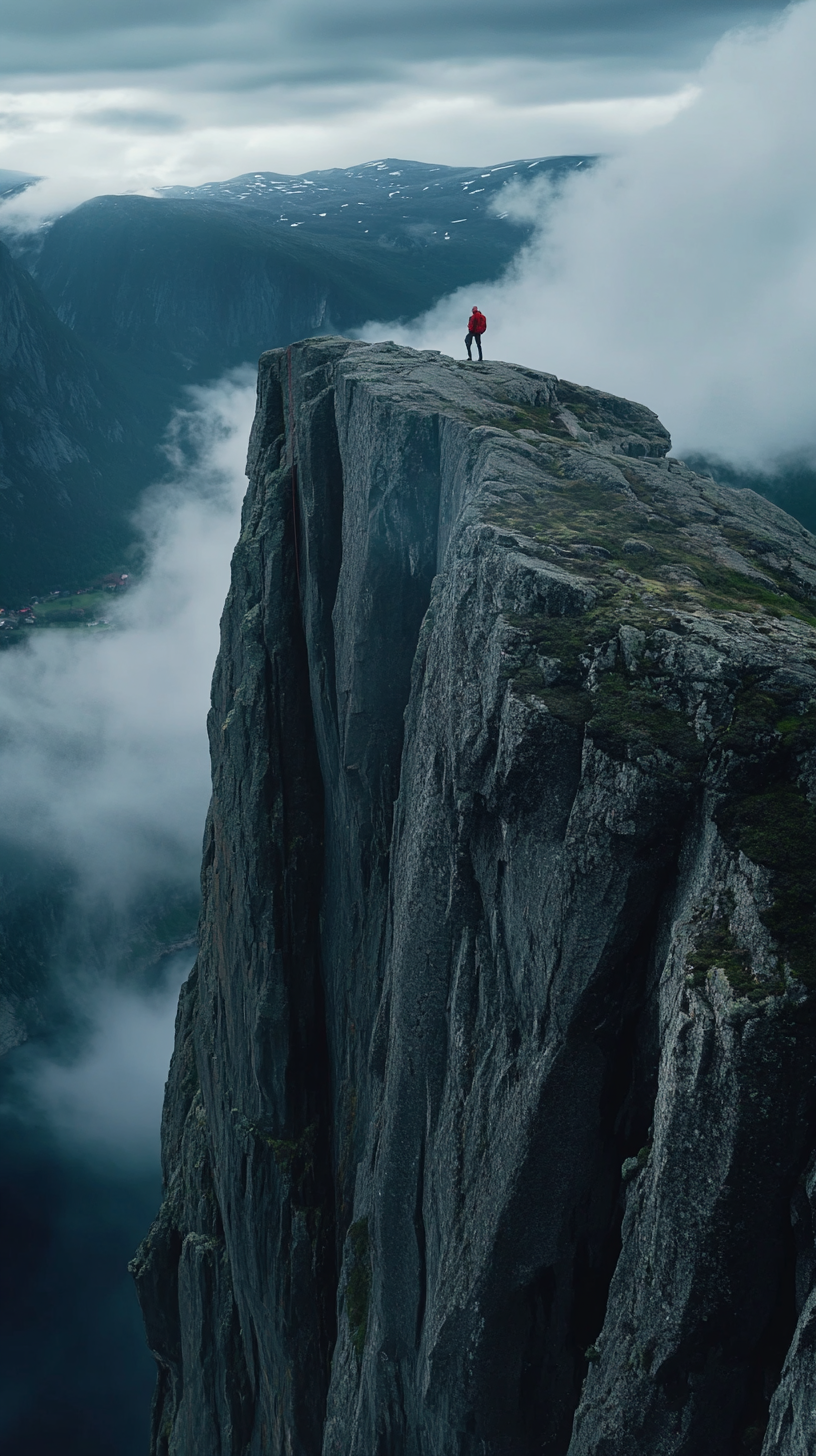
[135,339,816,1456]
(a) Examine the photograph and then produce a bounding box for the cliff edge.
[133,339,816,1456]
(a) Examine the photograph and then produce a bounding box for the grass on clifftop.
[465,400,572,442]
[489,440,816,985]
[488,471,816,627]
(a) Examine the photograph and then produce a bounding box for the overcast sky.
[382,0,816,464]
[0,0,793,192]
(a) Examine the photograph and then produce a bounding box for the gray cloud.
[85,106,185,131]
[0,0,790,81]
[294,0,786,61]
[0,0,231,37]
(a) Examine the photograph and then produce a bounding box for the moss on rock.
[345,1217,372,1361]
[717,786,816,986]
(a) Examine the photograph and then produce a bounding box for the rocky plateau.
[134,339,816,1456]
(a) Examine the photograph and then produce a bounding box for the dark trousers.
[466,331,483,359]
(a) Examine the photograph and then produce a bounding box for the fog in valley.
[0,370,255,1455]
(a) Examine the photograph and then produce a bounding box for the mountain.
[0,239,169,602]
[0,154,588,598]
[134,338,816,1456]
[0,168,40,201]
[31,156,588,381]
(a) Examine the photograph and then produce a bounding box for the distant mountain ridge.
[30,155,589,382]
[157,153,591,239]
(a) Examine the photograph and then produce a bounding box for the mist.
[22,953,192,1168]
[371,0,816,468]
[0,367,255,1456]
[0,367,253,908]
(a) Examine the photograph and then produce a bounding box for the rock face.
[0,237,166,598]
[134,339,816,1456]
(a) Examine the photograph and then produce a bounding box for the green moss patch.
[487,469,816,627]
[507,609,702,767]
[587,672,703,767]
[686,915,774,1001]
[345,1217,372,1360]
[466,383,667,454]
[720,685,786,756]
[775,706,816,754]
[539,686,594,728]
[510,609,614,670]
[242,1119,319,1195]
[716,786,816,985]
[465,396,581,443]
[718,684,816,759]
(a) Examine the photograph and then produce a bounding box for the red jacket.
[468,310,487,335]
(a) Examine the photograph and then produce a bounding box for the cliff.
[134,339,816,1456]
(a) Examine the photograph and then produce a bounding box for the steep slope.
[31,157,587,382]
[0,239,170,600]
[134,340,816,1456]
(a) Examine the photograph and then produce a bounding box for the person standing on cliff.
[466,305,486,361]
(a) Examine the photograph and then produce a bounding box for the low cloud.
[0,166,157,234]
[86,106,185,132]
[0,73,704,205]
[0,369,253,908]
[21,959,190,1168]
[370,0,816,466]
[0,370,255,1447]
[0,369,254,1164]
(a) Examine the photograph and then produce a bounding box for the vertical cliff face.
[134,339,816,1456]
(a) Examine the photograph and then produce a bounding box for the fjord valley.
[0,155,584,602]
[134,339,816,1456]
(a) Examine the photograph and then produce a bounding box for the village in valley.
[0,573,130,644]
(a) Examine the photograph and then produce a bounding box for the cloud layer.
[0,0,786,66]
[26,955,192,1167]
[0,369,255,1453]
[0,0,790,191]
[0,370,253,906]
[374,0,816,464]
[0,369,254,1162]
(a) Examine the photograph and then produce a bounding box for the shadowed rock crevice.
[730,1196,799,1455]
[137,340,816,1456]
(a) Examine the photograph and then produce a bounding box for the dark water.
[0,1096,159,1456]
